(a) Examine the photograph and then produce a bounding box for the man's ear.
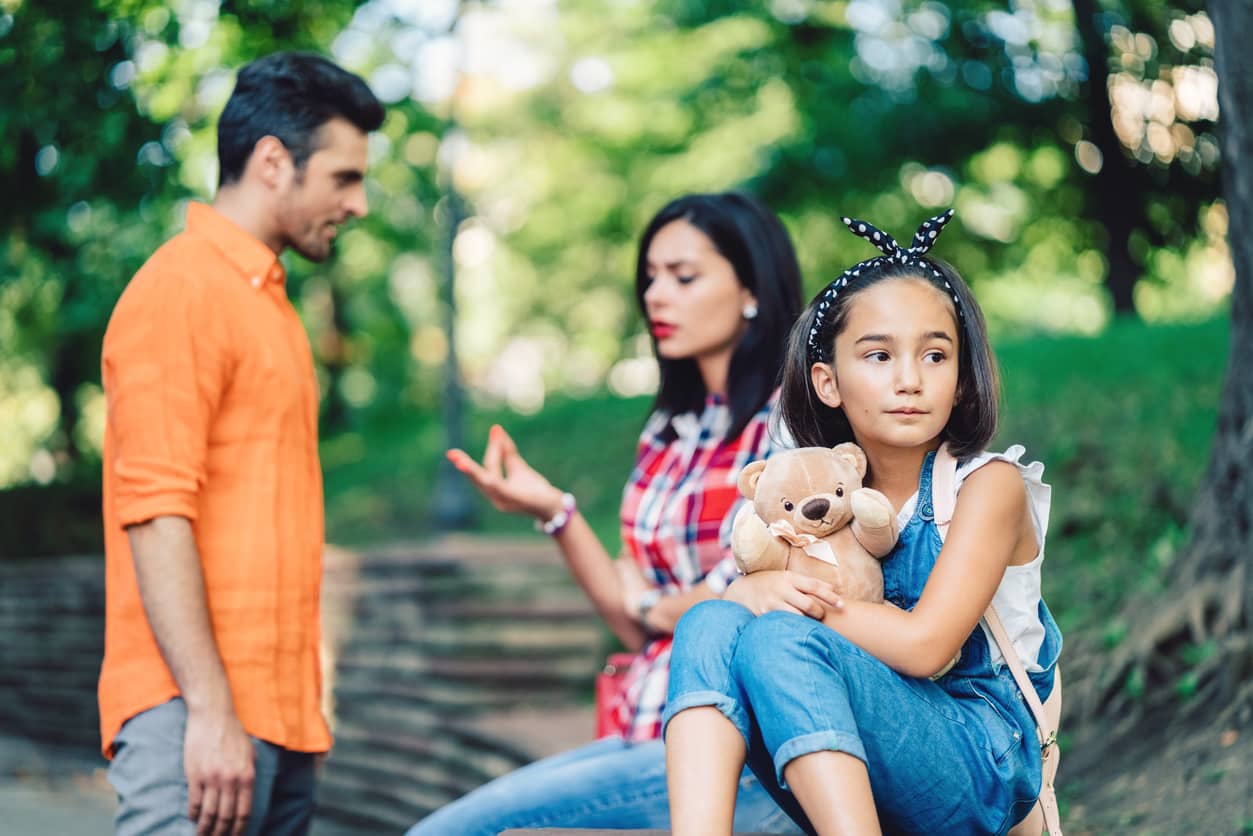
[811,362,842,410]
[249,135,294,190]
[738,460,768,500]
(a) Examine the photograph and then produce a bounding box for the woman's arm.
[549,512,648,650]
[644,587,719,634]
[448,425,647,650]
[815,461,1036,678]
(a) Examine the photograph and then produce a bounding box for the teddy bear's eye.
[836,487,844,497]
[783,501,794,512]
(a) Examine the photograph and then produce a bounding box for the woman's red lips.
[651,322,676,339]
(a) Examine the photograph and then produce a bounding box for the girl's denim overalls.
[664,450,1063,835]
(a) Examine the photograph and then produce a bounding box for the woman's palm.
[447,425,562,519]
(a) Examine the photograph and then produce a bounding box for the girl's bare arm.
[815,461,1034,678]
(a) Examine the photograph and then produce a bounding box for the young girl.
[663,210,1063,835]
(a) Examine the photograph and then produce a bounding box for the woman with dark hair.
[407,193,804,835]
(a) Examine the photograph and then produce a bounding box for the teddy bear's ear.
[831,442,868,479]
[738,460,769,499]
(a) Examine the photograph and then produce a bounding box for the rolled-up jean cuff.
[773,730,867,790]
[661,690,751,746]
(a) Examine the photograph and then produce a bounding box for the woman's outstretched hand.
[447,425,565,521]
[723,571,843,620]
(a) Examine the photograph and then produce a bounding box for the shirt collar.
[185,201,287,290]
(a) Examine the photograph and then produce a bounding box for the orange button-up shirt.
[99,202,330,757]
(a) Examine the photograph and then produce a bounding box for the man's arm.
[128,515,254,836]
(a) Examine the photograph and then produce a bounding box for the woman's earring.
[743,302,759,320]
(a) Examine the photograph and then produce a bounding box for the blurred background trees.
[0,0,1231,548]
[4,0,1250,811]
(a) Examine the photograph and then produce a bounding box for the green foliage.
[998,315,1227,636]
[0,0,1230,506]
[0,0,169,484]
[320,392,651,548]
[315,315,1229,649]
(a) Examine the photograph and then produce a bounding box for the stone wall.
[0,538,605,834]
[0,557,105,750]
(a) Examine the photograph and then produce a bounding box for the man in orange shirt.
[100,52,383,836]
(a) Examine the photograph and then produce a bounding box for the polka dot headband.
[806,209,961,364]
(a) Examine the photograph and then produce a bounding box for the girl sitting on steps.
[663,210,1063,835]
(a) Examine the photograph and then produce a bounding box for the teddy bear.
[731,442,898,603]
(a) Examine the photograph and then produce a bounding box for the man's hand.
[184,707,255,836]
[723,570,843,619]
[126,516,256,835]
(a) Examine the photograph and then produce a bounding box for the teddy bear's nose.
[801,498,830,520]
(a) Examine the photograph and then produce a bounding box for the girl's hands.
[723,571,844,620]
[447,425,565,521]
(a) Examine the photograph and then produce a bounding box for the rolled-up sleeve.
[102,268,229,527]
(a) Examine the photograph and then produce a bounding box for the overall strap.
[932,443,1063,836]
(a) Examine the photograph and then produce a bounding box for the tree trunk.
[1072,0,1144,315]
[49,339,82,470]
[1084,0,1253,726]
[1181,0,1253,713]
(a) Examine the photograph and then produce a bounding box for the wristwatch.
[636,588,662,627]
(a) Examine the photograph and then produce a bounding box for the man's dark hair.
[634,192,803,444]
[217,51,385,186]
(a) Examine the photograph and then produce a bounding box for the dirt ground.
[0,734,115,835]
[1,722,1249,835]
[1060,718,1251,835]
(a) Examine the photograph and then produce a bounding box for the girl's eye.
[783,501,794,512]
[924,350,947,364]
[677,274,698,285]
[867,350,890,362]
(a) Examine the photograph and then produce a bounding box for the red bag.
[594,652,636,738]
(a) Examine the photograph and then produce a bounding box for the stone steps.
[0,560,105,751]
[0,538,607,829]
[314,539,603,830]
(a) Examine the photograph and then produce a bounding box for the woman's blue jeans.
[405,734,801,835]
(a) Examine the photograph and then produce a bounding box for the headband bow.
[806,209,960,364]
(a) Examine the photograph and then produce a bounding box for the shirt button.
[251,275,262,288]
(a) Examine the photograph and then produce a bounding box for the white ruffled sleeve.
[956,445,1052,672]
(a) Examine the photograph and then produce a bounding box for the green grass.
[994,315,1228,635]
[322,314,1231,638]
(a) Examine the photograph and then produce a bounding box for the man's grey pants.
[108,698,317,836]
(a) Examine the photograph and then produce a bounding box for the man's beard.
[287,222,335,263]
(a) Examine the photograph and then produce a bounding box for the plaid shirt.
[610,393,782,741]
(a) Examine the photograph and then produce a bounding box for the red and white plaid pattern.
[610,394,781,741]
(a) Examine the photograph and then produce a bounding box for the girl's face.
[642,220,756,364]
[811,277,960,454]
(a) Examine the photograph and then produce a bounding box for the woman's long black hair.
[634,193,803,443]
